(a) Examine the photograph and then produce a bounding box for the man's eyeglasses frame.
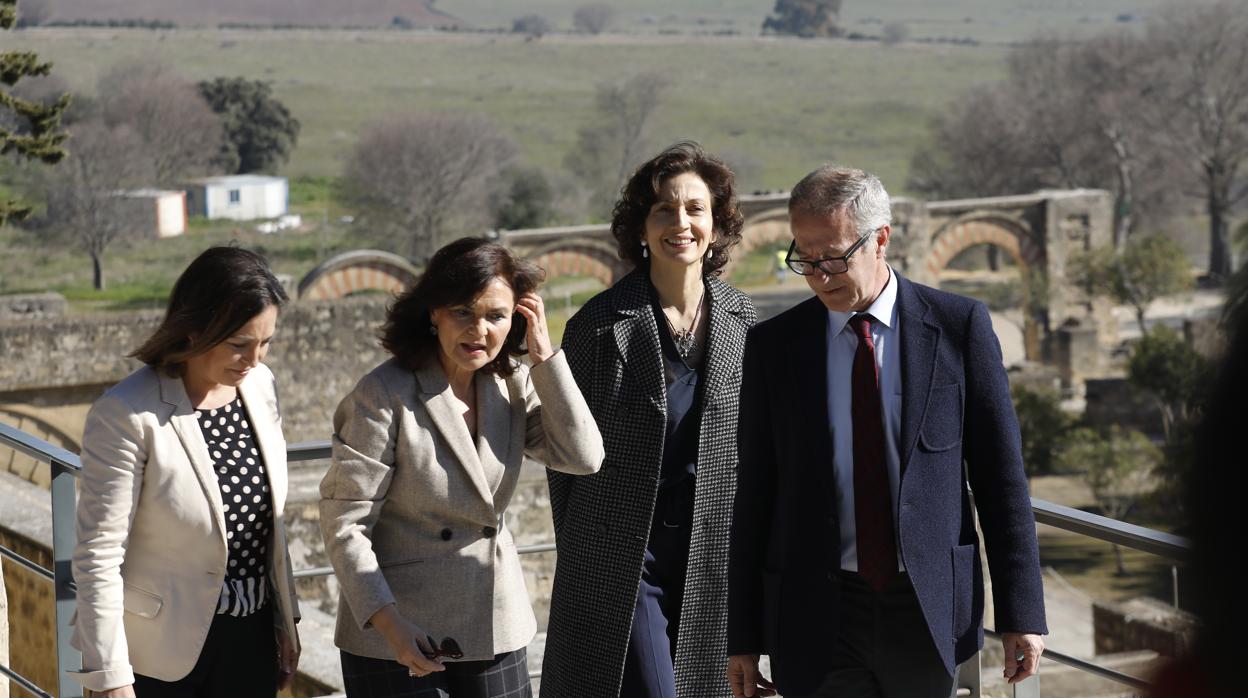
[784,229,878,276]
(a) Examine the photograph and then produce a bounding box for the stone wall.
[0,293,66,322]
[0,296,392,447]
[1093,597,1198,657]
[0,470,57,697]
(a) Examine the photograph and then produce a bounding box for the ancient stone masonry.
[0,297,391,470]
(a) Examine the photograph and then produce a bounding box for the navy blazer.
[727,272,1046,696]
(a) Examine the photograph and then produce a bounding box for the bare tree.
[42,120,153,290]
[341,112,516,260]
[512,14,552,39]
[572,3,615,34]
[95,62,227,186]
[565,71,670,216]
[1146,2,1248,279]
[881,21,909,45]
[910,33,1177,249]
[15,0,52,27]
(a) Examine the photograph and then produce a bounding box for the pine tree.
[0,0,69,224]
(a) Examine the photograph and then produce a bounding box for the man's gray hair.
[788,165,891,239]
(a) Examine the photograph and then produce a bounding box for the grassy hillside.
[43,1,1216,41]
[439,0,1204,42]
[8,29,1005,195]
[40,0,459,28]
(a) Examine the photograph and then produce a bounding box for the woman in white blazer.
[320,238,604,698]
[70,247,300,698]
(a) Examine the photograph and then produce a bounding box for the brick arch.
[0,407,79,488]
[297,250,420,301]
[925,213,1044,279]
[525,239,629,287]
[720,206,791,278]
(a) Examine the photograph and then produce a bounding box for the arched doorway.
[926,213,1047,362]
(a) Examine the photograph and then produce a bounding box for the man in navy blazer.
[727,166,1047,697]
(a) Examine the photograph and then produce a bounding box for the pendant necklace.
[663,288,706,361]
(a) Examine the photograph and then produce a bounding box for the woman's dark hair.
[381,237,545,376]
[131,246,289,375]
[610,141,745,276]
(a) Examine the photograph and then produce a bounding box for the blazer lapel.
[790,298,838,503]
[475,371,512,511]
[159,372,227,545]
[700,276,751,405]
[237,371,287,519]
[611,271,666,413]
[414,360,496,513]
[897,274,941,475]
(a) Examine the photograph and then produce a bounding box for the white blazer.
[320,351,603,661]
[69,363,300,691]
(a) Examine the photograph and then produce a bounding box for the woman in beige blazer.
[320,237,604,698]
[70,247,300,698]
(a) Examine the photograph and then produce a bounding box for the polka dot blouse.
[196,396,274,617]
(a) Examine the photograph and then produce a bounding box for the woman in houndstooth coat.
[542,142,757,698]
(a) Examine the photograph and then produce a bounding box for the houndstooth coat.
[542,269,757,698]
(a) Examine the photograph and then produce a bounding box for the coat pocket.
[951,544,976,640]
[122,583,163,619]
[379,557,425,569]
[919,383,963,452]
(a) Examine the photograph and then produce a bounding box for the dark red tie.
[850,314,897,592]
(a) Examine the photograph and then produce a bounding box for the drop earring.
[641,242,649,259]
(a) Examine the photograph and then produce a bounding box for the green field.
[9,28,1004,194]
[437,0,1203,41]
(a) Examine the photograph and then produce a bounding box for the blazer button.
[482,526,497,538]
[440,528,453,541]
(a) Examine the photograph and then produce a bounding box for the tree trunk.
[1209,188,1233,280]
[1113,543,1127,575]
[1207,163,1234,279]
[92,252,105,291]
[1106,125,1134,250]
[987,246,1001,272]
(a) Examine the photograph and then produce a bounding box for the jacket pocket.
[951,544,976,640]
[123,583,163,619]
[919,383,963,452]
[379,557,425,569]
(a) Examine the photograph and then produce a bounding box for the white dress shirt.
[826,265,904,572]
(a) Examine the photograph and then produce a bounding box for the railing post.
[956,653,982,697]
[51,459,83,698]
[1012,673,1040,698]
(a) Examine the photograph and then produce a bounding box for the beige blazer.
[320,351,603,661]
[69,364,300,691]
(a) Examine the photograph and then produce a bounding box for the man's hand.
[727,654,777,698]
[1002,632,1044,684]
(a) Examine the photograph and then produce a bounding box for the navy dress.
[619,298,704,698]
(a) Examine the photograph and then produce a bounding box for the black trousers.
[340,648,531,698]
[619,479,695,698]
[791,572,956,698]
[133,605,276,698]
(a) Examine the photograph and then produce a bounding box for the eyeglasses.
[784,231,876,276]
[425,635,464,660]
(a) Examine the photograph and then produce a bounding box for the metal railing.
[1,427,1192,698]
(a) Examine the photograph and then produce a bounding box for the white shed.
[184,175,288,221]
[114,189,187,239]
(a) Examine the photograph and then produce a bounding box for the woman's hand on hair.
[515,293,553,364]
